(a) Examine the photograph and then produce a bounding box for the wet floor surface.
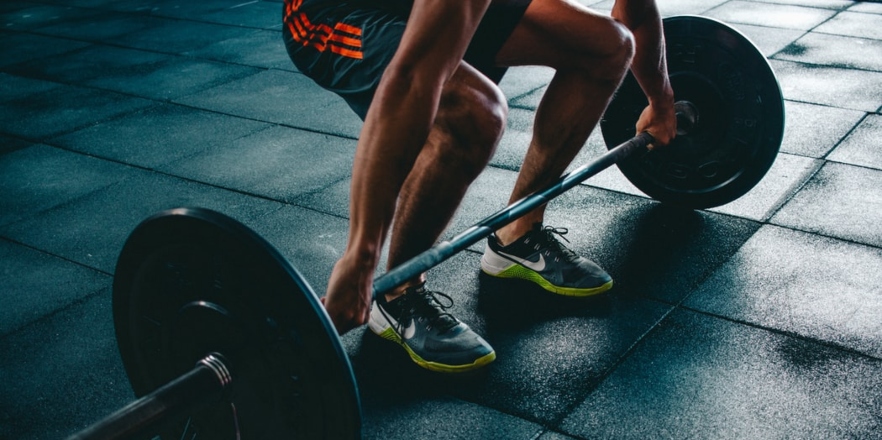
[1,0,881,439]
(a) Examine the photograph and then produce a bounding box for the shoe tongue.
[408,286,458,331]
[409,285,428,295]
[432,312,458,332]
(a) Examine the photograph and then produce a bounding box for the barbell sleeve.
[66,354,232,440]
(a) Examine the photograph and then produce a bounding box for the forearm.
[612,1,673,107]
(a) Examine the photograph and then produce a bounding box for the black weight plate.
[601,15,785,208]
[112,208,361,439]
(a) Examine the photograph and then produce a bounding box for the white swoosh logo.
[498,251,546,271]
[384,312,417,339]
[401,321,416,339]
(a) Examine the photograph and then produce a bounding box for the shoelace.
[397,287,458,334]
[539,226,580,263]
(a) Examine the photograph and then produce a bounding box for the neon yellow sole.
[483,264,613,297]
[376,328,496,373]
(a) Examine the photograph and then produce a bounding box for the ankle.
[384,276,426,302]
[495,221,541,246]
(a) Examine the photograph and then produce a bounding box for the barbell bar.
[67,15,784,440]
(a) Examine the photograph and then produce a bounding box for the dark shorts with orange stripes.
[282,0,531,119]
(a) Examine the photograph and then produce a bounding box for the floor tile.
[246,204,351,297]
[734,23,804,57]
[185,28,292,70]
[0,171,283,272]
[849,1,882,14]
[770,59,882,112]
[814,10,882,40]
[586,0,614,11]
[771,162,882,247]
[778,100,865,158]
[346,249,675,425]
[709,153,820,221]
[506,185,762,304]
[0,4,100,30]
[28,10,165,41]
[0,2,39,14]
[160,125,356,202]
[175,69,364,138]
[0,293,133,440]
[0,32,91,68]
[201,0,283,29]
[4,44,170,86]
[112,17,250,54]
[465,281,674,423]
[290,176,353,218]
[0,84,153,141]
[685,225,882,358]
[49,102,270,168]
[827,114,882,170]
[33,0,120,8]
[360,396,542,440]
[499,66,555,103]
[537,431,580,440]
[490,106,540,170]
[0,145,132,227]
[509,84,546,110]
[705,2,836,30]
[657,0,729,16]
[0,240,109,336]
[775,32,882,72]
[130,0,254,21]
[0,73,63,103]
[750,0,852,9]
[0,134,31,156]
[86,55,261,101]
[560,309,882,439]
[8,43,262,101]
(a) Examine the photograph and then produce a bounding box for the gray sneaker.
[368,284,496,373]
[481,224,613,297]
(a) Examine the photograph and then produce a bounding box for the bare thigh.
[495,0,632,71]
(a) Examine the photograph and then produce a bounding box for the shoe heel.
[480,251,513,276]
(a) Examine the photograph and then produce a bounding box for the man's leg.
[362,62,506,373]
[479,0,634,296]
[384,62,507,292]
[496,0,634,241]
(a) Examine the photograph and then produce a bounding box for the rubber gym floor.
[2,0,881,439]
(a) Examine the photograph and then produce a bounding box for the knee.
[587,18,635,81]
[609,20,635,70]
[434,79,507,175]
[442,79,508,146]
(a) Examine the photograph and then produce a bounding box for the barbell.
[67,15,784,440]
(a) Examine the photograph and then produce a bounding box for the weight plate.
[601,15,785,208]
[112,208,361,439]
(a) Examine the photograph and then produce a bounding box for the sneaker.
[481,224,613,297]
[368,284,496,373]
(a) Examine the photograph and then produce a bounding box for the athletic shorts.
[282,0,532,119]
